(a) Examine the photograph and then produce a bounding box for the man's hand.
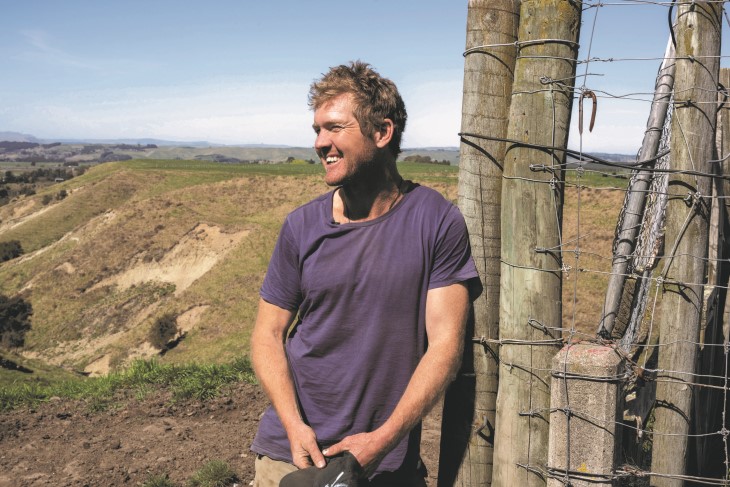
[286,421,326,469]
[321,430,390,477]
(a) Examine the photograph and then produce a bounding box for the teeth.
[326,156,340,163]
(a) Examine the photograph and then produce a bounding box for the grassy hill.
[0,158,626,385]
[0,160,463,381]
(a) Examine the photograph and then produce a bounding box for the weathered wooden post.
[440,1,519,485]
[688,67,730,481]
[650,2,722,485]
[720,67,730,344]
[492,1,581,485]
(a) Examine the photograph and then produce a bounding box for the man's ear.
[373,119,394,149]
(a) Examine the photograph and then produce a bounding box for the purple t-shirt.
[251,183,481,475]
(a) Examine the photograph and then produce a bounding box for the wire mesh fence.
[459,1,730,485]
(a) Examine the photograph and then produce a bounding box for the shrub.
[143,474,177,487]
[56,189,68,200]
[0,294,32,348]
[187,460,237,487]
[41,194,53,205]
[148,313,179,350]
[0,240,23,262]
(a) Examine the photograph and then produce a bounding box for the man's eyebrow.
[311,123,320,130]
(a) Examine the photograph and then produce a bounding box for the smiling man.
[250,61,481,487]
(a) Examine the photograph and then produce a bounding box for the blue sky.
[1,1,728,154]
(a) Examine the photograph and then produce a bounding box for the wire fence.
[567,1,725,484]
[461,1,730,485]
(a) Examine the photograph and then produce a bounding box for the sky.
[1,1,729,155]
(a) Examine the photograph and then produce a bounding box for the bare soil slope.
[0,381,444,487]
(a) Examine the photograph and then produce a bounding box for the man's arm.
[322,282,470,475]
[250,298,326,469]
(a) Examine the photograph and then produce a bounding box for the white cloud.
[19,29,97,70]
[5,77,317,145]
[569,98,652,155]
[400,77,462,148]
[2,68,654,153]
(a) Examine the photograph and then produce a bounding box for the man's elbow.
[443,343,465,384]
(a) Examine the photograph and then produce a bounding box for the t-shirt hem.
[250,443,292,464]
[259,291,299,312]
[429,273,483,301]
[428,273,479,289]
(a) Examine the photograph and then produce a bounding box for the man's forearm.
[376,336,462,449]
[250,299,326,468]
[378,283,468,447]
[251,333,300,428]
[250,302,300,429]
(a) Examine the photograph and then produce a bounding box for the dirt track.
[0,381,442,486]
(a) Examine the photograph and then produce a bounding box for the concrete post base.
[547,342,624,486]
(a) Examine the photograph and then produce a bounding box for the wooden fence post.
[650,3,722,486]
[687,67,730,482]
[441,1,519,485]
[492,2,581,485]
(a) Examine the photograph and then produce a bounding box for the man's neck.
[335,168,404,223]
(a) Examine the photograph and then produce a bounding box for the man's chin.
[324,172,351,187]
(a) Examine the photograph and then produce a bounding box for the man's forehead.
[315,93,355,112]
[313,94,357,125]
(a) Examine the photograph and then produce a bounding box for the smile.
[325,156,340,164]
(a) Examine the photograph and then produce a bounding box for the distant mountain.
[0,132,635,166]
[48,138,221,148]
[0,131,39,143]
[403,146,459,151]
[0,134,302,149]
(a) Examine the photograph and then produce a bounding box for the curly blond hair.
[308,61,407,157]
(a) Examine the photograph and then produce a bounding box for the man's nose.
[314,130,330,151]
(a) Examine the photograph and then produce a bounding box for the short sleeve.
[429,205,483,300]
[260,218,302,311]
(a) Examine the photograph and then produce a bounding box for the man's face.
[312,93,380,187]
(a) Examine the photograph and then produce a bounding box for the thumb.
[308,446,326,469]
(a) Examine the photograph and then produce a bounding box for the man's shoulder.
[406,183,459,215]
[288,191,331,218]
[410,183,451,203]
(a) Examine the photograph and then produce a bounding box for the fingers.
[322,441,344,458]
[288,424,326,469]
[292,440,326,469]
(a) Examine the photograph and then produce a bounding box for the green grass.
[143,474,177,487]
[0,356,255,411]
[187,460,238,487]
[0,350,80,386]
[565,167,631,189]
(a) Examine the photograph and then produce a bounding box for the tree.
[0,240,23,262]
[148,313,179,350]
[0,294,32,348]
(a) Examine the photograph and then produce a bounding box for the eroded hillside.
[0,161,334,375]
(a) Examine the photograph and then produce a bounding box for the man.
[250,61,481,486]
